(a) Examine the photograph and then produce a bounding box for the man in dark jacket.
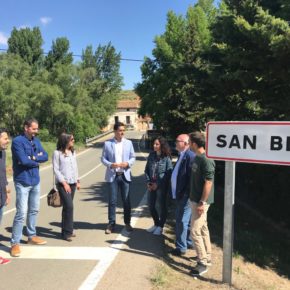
[0,128,11,265]
[10,118,48,257]
[170,134,195,256]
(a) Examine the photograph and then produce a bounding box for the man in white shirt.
[170,134,195,256]
[101,122,136,234]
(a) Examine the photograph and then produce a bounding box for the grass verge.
[149,188,290,290]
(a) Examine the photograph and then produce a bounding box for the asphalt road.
[0,130,149,290]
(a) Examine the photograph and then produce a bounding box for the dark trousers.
[57,183,76,237]
[148,189,167,228]
[108,174,131,225]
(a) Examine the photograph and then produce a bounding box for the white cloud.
[40,17,52,25]
[0,32,8,46]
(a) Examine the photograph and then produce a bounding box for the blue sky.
[0,0,206,90]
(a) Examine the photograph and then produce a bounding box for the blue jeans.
[108,175,131,225]
[11,182,40,245]
[147,189,167,227]
[175,194,193,252]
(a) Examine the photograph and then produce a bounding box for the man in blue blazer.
[170,134,195,256]
[101,122,135,234]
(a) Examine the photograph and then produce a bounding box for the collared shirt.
[171,150,186,199]
[12,134,48,186]
[53,150,79,184]
[114,139,124,172]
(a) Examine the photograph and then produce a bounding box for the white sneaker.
[147,225,157,233]
[153,226,163,235]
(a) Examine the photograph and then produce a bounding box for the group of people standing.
[144,132,215,276]
[0,119,215,277]
[0,118,80,263]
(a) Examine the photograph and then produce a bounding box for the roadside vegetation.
[0,29,123,141]
[150,186,290,289]
[137,2,290,284]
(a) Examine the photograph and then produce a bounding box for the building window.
[126,116,131,124]
[127,108,130,111]
[114,116,119,123]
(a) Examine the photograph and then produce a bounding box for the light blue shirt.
[171,150,186,199]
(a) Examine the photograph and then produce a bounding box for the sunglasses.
[31,142,36,152]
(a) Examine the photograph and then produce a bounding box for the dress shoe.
[10,244,21,257]
[27,236,47,245]
[169,248,186,256]
[125,224,133,232]
[105,224,115,234]
[62,236,73,242]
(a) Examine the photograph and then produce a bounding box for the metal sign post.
[222,161,236,284]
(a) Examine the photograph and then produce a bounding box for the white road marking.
[2,133,148,290]
[0,246,115,260]
[78,193,147,290]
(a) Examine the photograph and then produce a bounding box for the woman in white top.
[52,133,80,241]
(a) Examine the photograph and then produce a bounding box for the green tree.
[0,53,31,134]
[45,37,73,70]
[208,0,290,121]
[136,1,216,135]
[7,27,43,66]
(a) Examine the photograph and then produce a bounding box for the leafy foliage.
[136,0,290,229]
[1,28,123,141]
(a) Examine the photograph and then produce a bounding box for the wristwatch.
[199,200,207,206]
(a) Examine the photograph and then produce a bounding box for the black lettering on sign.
[217,135,227,148]
[229,135,240,148]
[271,136,282,150]
[243,135,256,149]
[287,137,290,151]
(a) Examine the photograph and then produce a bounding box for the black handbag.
[47,188,62,207]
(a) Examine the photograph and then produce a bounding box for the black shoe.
[62,236,73,242]
[105,224,115,234]
[187,244,195,250]
[190,263,208,276]
[169,248,186,257]
[125,224,133,232]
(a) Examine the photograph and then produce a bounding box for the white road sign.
[206,121,290,165]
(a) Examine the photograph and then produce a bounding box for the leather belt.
[116,172,124,176]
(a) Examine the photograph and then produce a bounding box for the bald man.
[169,134,195,256]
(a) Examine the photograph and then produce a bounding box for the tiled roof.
[117,99,140,109]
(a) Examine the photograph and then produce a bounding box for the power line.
[0,47,195,66]
[0,47,145,62]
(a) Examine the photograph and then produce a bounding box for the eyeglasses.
[175,140,184,143]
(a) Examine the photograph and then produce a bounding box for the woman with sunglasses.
[52,133,80,241]
[145,136,173,235]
